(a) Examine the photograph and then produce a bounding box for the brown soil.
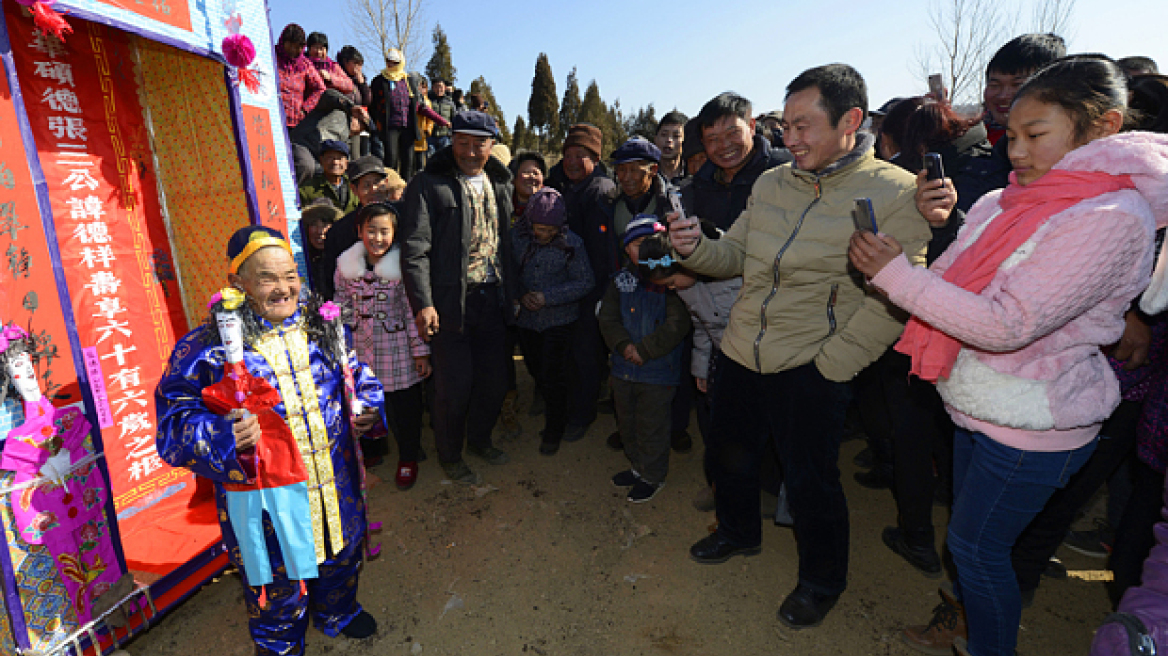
[124,376,1113,656]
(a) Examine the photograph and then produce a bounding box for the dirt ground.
[124,372,1115,656]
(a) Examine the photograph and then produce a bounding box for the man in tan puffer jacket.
[671,63,931,630]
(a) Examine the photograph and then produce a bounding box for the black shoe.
[465,444,510,465]
[340,610,377,639]
[606,431,623,451]
[563,424,589,443]
[538,440,560,456]
[853,466,893,490]
[1043,555,1067,580]
[671,431,693,454]
[882,526,942,578]
[689,533,761,564]
[777,584,839,630]
[611,469,641,487]
[628,480,663,503]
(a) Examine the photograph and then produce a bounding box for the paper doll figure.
[200,290,318,598]
[0,324,126,623]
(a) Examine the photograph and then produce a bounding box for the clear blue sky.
[269,0,1167,130]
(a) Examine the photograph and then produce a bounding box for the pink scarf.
[896,169,1136,382]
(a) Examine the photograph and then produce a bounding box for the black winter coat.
[400,148,517,332]
[547,161,617,303]
[681,134,791,231]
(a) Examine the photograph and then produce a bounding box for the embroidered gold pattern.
[254,319,345,563]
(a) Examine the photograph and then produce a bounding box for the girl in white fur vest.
[335,202,431,490]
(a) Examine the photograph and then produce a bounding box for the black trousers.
[883,351,953,535]
[1109,458,1165,606]
[429,286,509,464]
[385,382,425,462]
[670,332,695,436]
[1011,400,1140,593]
[381,127,415,180]
[709,355,853,595]
[517,323,573,442]
[567,304,605,428]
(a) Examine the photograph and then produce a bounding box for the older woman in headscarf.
[369,49,448,180]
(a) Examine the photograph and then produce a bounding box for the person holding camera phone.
[669,64,931,630]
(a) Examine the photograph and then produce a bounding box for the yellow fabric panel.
[131,38,252,330]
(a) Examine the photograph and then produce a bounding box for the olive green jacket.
[681,137,931,382]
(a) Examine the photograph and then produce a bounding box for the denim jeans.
[708,356,853,595]
[949,428,1096,656]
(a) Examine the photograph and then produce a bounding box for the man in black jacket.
[546,124,616,440]
[400,111,517,484]
[681,92,791,231]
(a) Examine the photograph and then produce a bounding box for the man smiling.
[670,64,931,630]
[681,93,789,232]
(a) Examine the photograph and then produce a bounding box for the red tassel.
[257,585,268,609]
[237,67,261,94]
[30,3,72,42]
[299,580,307,597]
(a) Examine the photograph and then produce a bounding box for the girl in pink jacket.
[850,57,1168,656]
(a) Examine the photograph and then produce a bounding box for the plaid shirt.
[334,248,429,393]
[461,175,500,284]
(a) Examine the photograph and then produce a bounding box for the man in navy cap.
[298,140,359,214]
[400,111,517,484]
[155,225,385,653]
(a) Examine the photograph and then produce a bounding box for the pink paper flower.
[222,33,256,68]
[2,325,27,341]
[0,337,9,354]
[320,302,341,322]
[207,291,223,310]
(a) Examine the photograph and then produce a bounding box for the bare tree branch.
[915,0,1075,109]
[344,0,429,71]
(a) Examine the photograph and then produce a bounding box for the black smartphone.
[852,198,878,233]
[924,152,945,182]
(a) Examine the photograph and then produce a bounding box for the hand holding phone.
[852,198,878,233]
[924,152,945,183]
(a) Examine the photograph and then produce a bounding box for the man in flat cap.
[155,225,385,654]
[400,110,517,484]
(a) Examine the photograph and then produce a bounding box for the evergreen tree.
[624,104,658,139]
[424,24,456,85]
[527,53,558,151]
[607,99,628,159]
[513,116,534,152]
[470,76,511,144]
[553,66,581,151]
[577,79,607,128]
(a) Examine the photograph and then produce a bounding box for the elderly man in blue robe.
[155,226,385,654]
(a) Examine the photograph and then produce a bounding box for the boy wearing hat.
[512,188,595,455]
[298,140,359,213]
[300,198,343,295]
[598,215,691,502]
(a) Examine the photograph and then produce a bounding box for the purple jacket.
[1091,471,1168,655]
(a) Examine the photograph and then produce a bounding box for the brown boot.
[902,597,967,656]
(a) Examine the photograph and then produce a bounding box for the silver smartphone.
[852,198,878,233]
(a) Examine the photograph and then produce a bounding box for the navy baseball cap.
[611,137,661,165]
[319,139,350,158]
[451,111,498,139]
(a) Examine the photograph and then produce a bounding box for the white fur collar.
[337,242,402,281]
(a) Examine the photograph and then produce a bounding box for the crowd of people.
[171,23,1168,656]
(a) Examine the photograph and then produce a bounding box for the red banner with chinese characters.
[241,104,286,231]
[6,9,195,573]
[0,45,78,407]
[96,0,193,33]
